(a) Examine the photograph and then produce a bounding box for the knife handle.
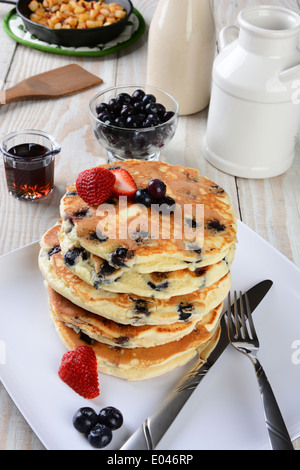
[252,358,294,450]
[120,359,212,450]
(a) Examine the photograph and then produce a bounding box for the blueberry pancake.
[49,303,222,380]
[61,218,232,275]
[59,160,237,273]
[58,224,235,299]
[47,284,223,349]
[39,224,232,326]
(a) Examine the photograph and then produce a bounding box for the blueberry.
[142,93,156,105]
[98,112,115,126]
[147,281,169,291]
[145,102,160,115]
[88,423,113,449]
[161,111,175,123]
[144,116,159,128]
[96,103,108,115]
[126,115,142,129]
[63,247,87,267]
[80,331,95,345]
[147,179,167,199]
[108,98,122,115]
[154,196,176,214]
[89,230,107,242]
[110,247,134,268]
[98,111,113,123]
[131,89,145,102]
[194,267,208,277]
[114,116,126,128]
[120,104,135,118]
[47,245,61,258]
[147,113,162,125]
[178,303,194,321]
[207,219,226,232]
[135,113,147,124]
[156,103,166,116]
[134,189,154,207]
[133,101,144,113]
[133,298,150,316]
[72,407,99,434]
[185,217,198,229]
[116,92,131,105]
[98,406,123,431]
[98,261,117,278]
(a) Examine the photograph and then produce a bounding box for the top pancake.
[60,160,237,272]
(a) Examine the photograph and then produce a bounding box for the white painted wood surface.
[0,0,299,450]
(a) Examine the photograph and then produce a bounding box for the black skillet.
[1,0,133,47]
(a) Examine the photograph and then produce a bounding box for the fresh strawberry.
[110,168,137,198]
[58,346,100,399]
[76,167,116,206]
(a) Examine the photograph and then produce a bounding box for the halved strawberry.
[76,167,116,206]
[110,168,137,198]
[58,346,100,399]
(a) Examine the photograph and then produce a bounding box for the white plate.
[0,220,299,450]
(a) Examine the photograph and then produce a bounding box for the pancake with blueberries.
[59,160,237,274]
[49,301,222,381]
[58,223,235,299]
[39,223,232,325]
[47,284,223,349]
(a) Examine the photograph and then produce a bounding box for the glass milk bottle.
[146,0,216,116]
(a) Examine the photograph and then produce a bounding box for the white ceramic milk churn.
[203,6,300,178]
[146,0,216,116]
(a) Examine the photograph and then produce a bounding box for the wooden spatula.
[0,64,103,105]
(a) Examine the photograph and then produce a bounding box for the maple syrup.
[1,130,60,201]
[4,143,55,200]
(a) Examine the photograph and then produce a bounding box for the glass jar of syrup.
[0,129,61,201]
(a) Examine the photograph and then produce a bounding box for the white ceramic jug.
[203,5,300,179]
[146,0,216,116]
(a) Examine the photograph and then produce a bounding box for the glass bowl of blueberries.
[89,85,179,162]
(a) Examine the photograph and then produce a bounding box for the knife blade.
[120,280,273,450]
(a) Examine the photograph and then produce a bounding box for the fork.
[224,291,294,450]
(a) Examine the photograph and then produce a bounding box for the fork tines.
[226,291,259,346]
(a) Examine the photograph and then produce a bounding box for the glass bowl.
[89,85,179,162]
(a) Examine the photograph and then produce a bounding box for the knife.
[120,280,273,450]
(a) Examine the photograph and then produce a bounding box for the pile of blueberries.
[96,89,175,129]
[73,406,123,449]
[94,89,177,158]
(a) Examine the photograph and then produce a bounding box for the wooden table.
[0,0,299,450]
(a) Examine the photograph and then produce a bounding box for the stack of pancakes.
[38,160,237,380]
